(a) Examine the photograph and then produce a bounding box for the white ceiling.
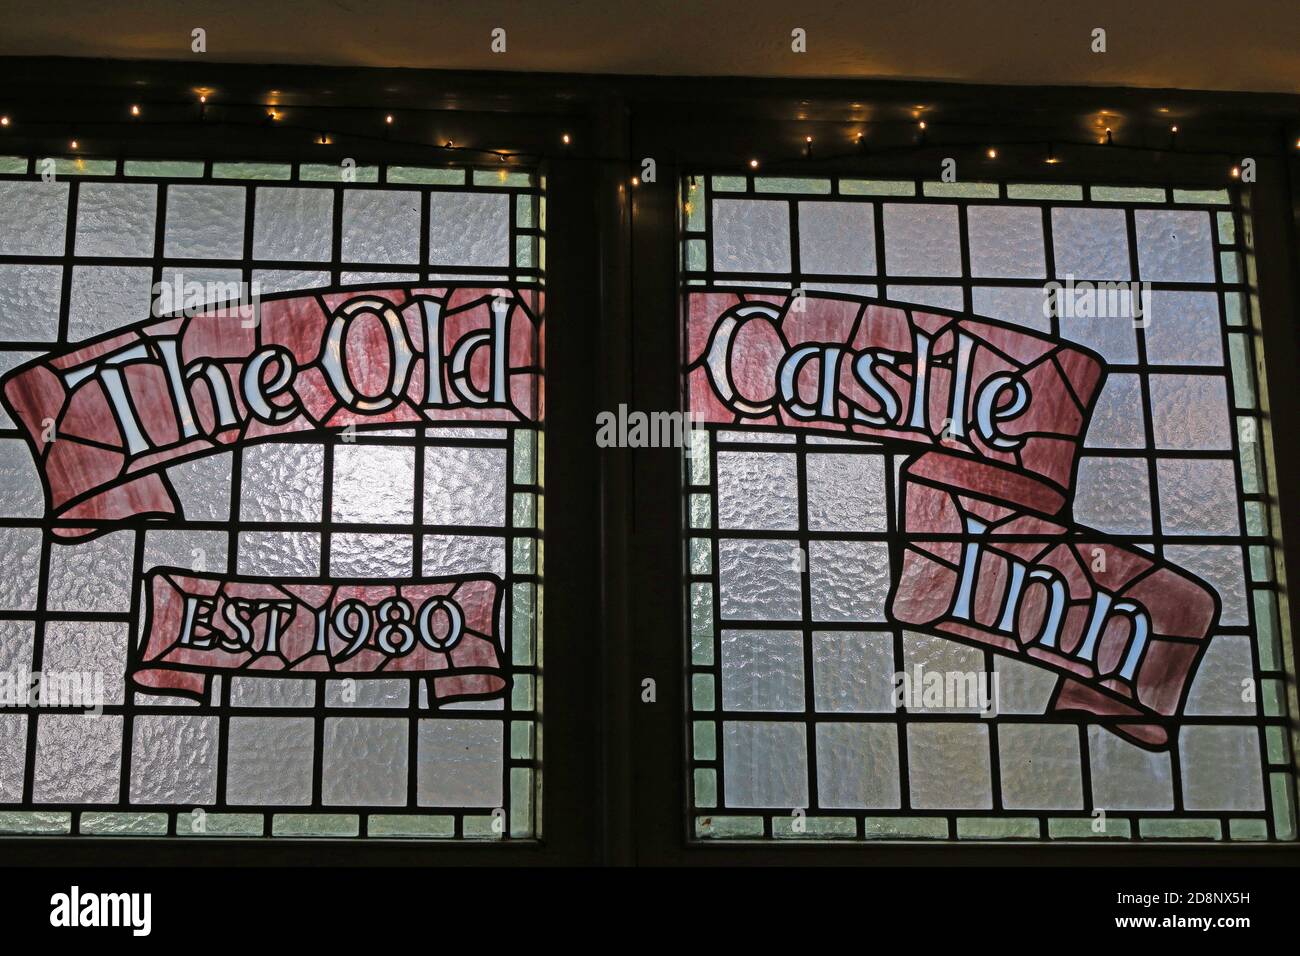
[2,0,1297,95]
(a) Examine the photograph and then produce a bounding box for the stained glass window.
[0,156,544,839]
[682,173,1296,842]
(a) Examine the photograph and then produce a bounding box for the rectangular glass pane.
[682,174,1295,842]
[0,158,544,839]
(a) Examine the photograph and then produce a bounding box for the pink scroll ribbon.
[136,569,506,702]
[0,285,543,540]
[687,290,1220,749]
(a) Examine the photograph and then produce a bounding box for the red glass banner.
[687,291,1219,748]
[135,569,506,703]
[0,285,543,539]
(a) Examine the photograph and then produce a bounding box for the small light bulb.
[805,135,813,143]
[986,147,997,159]
[631,176,639,186]
[562,133,571,145]
[749,158,759,169]
[0,116,9,127]
[385,114,393,125]
[199,94,207,104]
[130,104,141,117]
[268,109,279,121]
[1170,125,1178,133]
[918,120,927,130]
[1231,166,1241,178]
[70,140,78,150]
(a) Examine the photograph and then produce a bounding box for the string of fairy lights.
[0,91,1297,186]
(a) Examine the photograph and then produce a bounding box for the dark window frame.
[0,58,1297,865]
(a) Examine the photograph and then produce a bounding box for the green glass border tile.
[956,817,1041,839]
[1006,183,1084,201]
[695,815,765,839]
[1271,773,1297,840]
[212,162,291,180]
[298,162,379,182]
[772,815,858,838]
[510,768,534,837]
[1228,818,1270,841]
[1266,725,1289,765]
[692,673,715,711]
[0,155,28,173]
[1138,819,1222,840]
[1091,185,1167,202]
[838,178,914,196]
[692,720,717,760]
[473,169,531,187]
[191,812,263,836]
[862,817,949,839]
[1048,816,1133,839]
[42,157,117,176]
[693,768,718,808]
[79,812,168,835]
[272,813,359,837]
[462,814,506,839]
[755,176,831,195]
[367,814,455,838]
[710,175,747,193]
[1172,188,1231,205]
[387,166,465,185]
[0,811,71,834]
[923,181,999,198]
[123,160,205,178]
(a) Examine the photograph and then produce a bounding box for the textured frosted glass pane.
[0,527,42,610]
[322,718,409,806]
[885,284,963,311]
[808,540,889,622]
[34,715,124,804]
[1057,313,1138,364]
[1156,458,1239,536]
[812,631,895,713]
[717,538,803,621]
[716,451,798,530]
[157,266,243,311]
[67,265,154,341]
[240,443,325,522]
[41,621,128,704]
[74,183,157,257]
[1183,635,1256,716]
[1163,545,1247,626]
[0,181,69,255]
[1084,373,1146,448]
[422,534,506,576]
[225,718,315,805]
[1144,291,1223,365]
[970,285,1052,333]
[423,446,506,527]
[1088,726,1174,810]
[253,268,331,295]
[1052,207,1130,280]
[712,199,791,273]
[1135,209,1215,282]
[1072,457,1152,534]
[329,533,413,577]
[805,452,886,531]
[164,185,246,258]
[416,719,503,807]
[0,264,62,341]
[0,437,43,517]
[797,201,875,275]
[325,679,409,708]
[907,724,992,809]
[722,720,808,808]
[129,715,219,804]
[815,723,900,808]
[1148,374,1232,450]
[1179,726,1264,810]
[253,186,333,262]
[230,678,316,708]
[166,452,232,522]
[997,725,1083,810]
[720,629,805,711]
[427,192,509,267]
[0,714,27,802]
[966,205,1046,278]
[332,444,415,523]
[882,204,961,277]
[901,632,986,714]
[342,189,420,264]
[45,531,135,613]
[236,531,321,576]
[993,656,1059,714]
[143,529,229,574]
